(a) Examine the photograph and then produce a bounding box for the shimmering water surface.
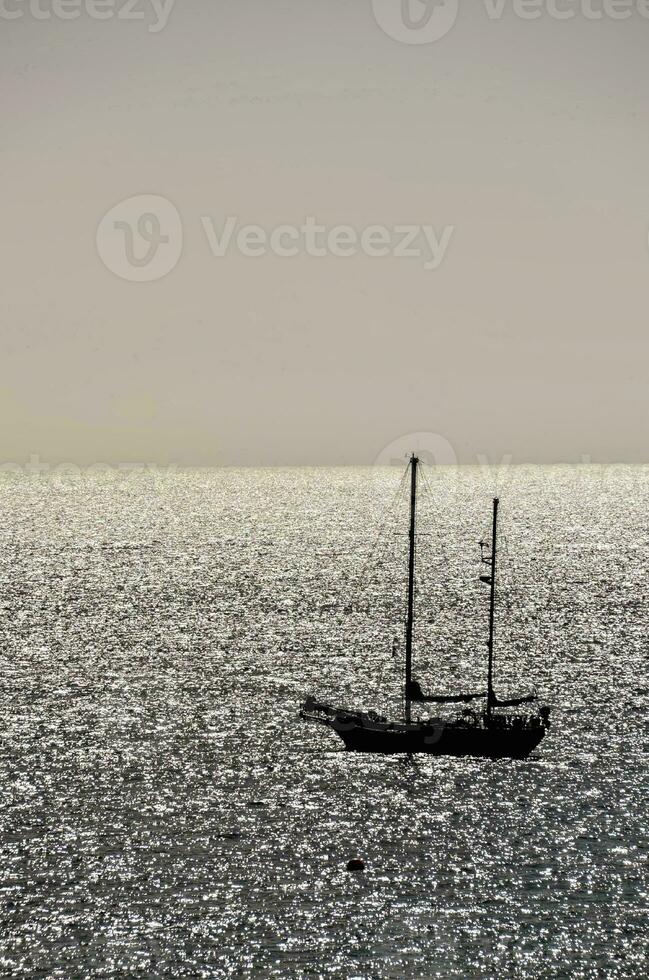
[1,466,647,978]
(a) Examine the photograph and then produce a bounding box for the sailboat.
[300,454,551,758]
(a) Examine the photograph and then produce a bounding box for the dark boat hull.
[332,719,546,759]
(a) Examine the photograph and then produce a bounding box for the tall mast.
[486,497,499,724]
[404,454,418,724]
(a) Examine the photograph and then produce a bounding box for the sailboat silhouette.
[300,455,551,758]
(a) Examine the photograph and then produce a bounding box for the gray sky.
[2,1,648,465]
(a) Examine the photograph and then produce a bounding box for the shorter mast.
[404,454,418,724]
[486,497,499,723]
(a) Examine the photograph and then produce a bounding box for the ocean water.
[0,465,647,979]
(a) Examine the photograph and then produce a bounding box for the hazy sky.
[2,1,648,465]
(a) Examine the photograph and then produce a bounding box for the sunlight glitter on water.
[0,465,647,977]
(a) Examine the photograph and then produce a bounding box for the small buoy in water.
[346,858,365,872]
